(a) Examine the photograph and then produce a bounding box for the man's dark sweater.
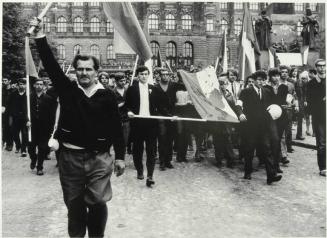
[8,91,28,121]
[35,37,124,160]
[307,76,326,122]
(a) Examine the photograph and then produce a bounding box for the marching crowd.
[1,18,325,237]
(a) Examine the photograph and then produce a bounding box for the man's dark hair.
[72,54,99,71]
[227,68,239,79]
[158,68,169,77]
[289,67,298,78]
[115,72,125,81]
[109,74,115,78]
[309,68,317,74]
[136,66,149,75]
[268,68,281,79]
[253,70,267,80]
[279,65,289,72]
[18,78,27,84]
[34,78,44,84]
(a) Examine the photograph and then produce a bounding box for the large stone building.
[22,2,324,71]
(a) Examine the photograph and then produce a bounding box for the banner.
[178,66,239,123]
[215,29,228,74]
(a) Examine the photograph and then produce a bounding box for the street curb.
[292,141,316,150]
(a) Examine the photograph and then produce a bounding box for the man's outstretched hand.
[29,17,44,38]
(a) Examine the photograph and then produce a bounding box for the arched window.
[73,2,83,7]
[219,3,228,10]
[206,17,214,32]
[183,42,193,67]
[234,3,243,10]
[25,2,34,6]
[166,41,176,67]
[294,3,304,12]
[73,17,83,33]
[249,3,258,10]
[57,2,67,7]
[90,17,100,33]
[297,21,303,36]
[148,14,159,30]
[234,19,242,35]
[219,19,228,34]
[42,16,51,33]
[309,3,317,11]
[57,45,65,59]
[107,45,115,59]
[150,41,160,66]
[89,2,99,7]
[57,17,67,33]
[106,20,114,33]
[74,45,82,55]
[182,14,192,30]
[165,14,175,30]
[90,45,100,59]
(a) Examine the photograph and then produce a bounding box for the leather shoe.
[277,168,283,173]
[137,173,144,180]
[159,164,166,171]
[319,170,326,177]
[243,174,252,180]
[165,163,174,169]
[176,158,188,163]
[267,175,282,185]
[21,152,27,157]
[30,162,36,170]
[146,178,155,187]
[281,157,290,165]
[287,148,294,153]
[296,136,305,140]
[36,170,44,176]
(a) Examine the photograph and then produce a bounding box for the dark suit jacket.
[125,82,158,139]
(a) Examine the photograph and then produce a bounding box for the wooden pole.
[27,2,53,36]
[26,74,32,142]
[130,55,139,86]
[133,115,207,122]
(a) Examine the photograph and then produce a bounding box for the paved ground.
[2,144,326,238]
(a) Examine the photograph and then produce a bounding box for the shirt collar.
[78,82,104,98]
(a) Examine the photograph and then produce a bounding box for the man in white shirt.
[126,66,157,187]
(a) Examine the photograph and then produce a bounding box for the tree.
[2,3,29,79]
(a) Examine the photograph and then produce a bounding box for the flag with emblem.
[178,66,239,122]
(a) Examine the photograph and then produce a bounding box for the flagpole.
[130,55,139,86]
[27,2,53,36]
[65,64,72,75]
[133,115,207,122]
[241,30,246,82]
[26,75,32,142]
[165,61,173,73]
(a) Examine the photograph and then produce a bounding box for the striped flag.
[178,66,239,122]
[238,6,261,82]
[215,29,228,74]
[103,2,152,62]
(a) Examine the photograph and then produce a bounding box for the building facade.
[22,2,324,72]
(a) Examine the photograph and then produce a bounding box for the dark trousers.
[312,116,326,171]
[158,120,174,166]
[243,123,276,178]
[2,112,13,147]
[296,113,304,138]
[176,121,194,160]
[12,117,28,152]
[212,124,236,165]
[284,109,293,149]
[268,119,281,171]
[28,130,49,171]
[131,120,157,178]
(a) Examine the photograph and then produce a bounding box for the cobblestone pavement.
[2,146,326,238]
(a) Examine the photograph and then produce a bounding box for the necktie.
[258,88,262,99]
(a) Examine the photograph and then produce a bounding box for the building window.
[249,3,258,10]
[73,2,83,7]
[309,3,317,11]
[90,17,100,33]
[89,2,99,7]
[182,42,193,67]
[297,21,303,36]
[182,14,192,30]
[42,16,51,33]
[234,19,242,35]
[166,41,176,67]
[39,2,47,6]
[74,45,82,55]
[106,20,114,33]
[219,3,228,10]
[206,18,214,32]
[73,17,83,33]
[107,45,114,59]
[234,3,243,10]
[57,2,67,7]
[148,14,159,30]
[57,17,67,33]
[165,14,175,30]
[219,19,228,34]
[25,2,34,6]
[90,45,100,59]
[57,45,65,59]
[151,41,160,66]
[294,3,304,12]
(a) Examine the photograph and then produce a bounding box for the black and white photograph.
[1,1,326,237]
